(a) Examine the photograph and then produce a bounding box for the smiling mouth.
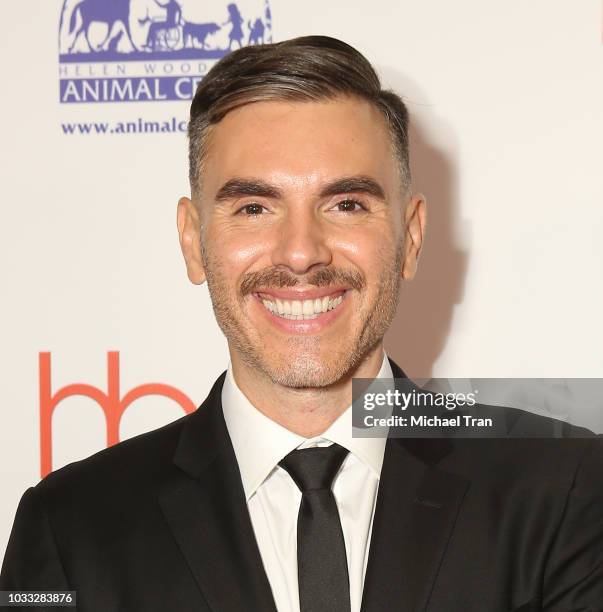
[255,291,346,320]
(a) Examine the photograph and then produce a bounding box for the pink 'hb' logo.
[39,351,197,477]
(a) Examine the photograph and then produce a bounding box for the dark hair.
[188,35,410,191]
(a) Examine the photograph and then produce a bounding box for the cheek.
[205,222,269,277]
[332,228,397,267]
[225,241,265,267]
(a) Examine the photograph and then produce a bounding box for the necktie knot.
[279,443,349,492]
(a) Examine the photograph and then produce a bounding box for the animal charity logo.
[58,0,273,103]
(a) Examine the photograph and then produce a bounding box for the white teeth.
[330,296,342,310]
[260,293,345,320]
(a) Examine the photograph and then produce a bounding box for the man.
[1,36,602,611]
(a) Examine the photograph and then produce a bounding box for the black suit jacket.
[2,361,603,611]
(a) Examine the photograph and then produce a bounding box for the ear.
[401,193,427,281]
[177,197,206,284]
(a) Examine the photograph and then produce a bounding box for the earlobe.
[177,197,206,285]
[401,193,427,281]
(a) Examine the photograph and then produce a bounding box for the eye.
[332,199,367,213]
[237,203,267,215]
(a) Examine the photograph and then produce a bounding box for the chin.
[262,349,359,389]
[268,367,341,389]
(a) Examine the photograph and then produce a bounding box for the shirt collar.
[222,353,393,501]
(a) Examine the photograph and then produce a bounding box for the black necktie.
[279,443,351,612]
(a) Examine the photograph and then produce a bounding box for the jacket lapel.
[158,360,468,611]
[158,373,277,612]
[361,361,470,611]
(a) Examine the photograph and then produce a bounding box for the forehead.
[201,96,400,196]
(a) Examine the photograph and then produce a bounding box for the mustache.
[240,267,365,296]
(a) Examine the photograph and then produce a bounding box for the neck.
[229,345,385,438]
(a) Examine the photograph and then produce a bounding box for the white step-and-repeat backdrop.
[1,0,602,556]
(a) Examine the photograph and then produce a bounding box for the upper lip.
[254,287,348,300]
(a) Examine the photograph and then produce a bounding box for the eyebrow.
[214,175,387,203]
[319,176,386,200]
[215,179,282,202]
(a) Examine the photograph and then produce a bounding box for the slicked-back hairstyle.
[188,35,410,192]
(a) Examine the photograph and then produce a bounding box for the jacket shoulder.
[36,409,193,501]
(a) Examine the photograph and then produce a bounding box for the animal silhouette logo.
[248,17,265,45]
[58,0,272,103]
[59,0,272,60]
[183,22,221,49]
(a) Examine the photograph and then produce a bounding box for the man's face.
[178,96,425,388]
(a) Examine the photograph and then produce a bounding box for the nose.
[270,205,332,275]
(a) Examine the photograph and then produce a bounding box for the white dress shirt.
[221,354,393,612]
